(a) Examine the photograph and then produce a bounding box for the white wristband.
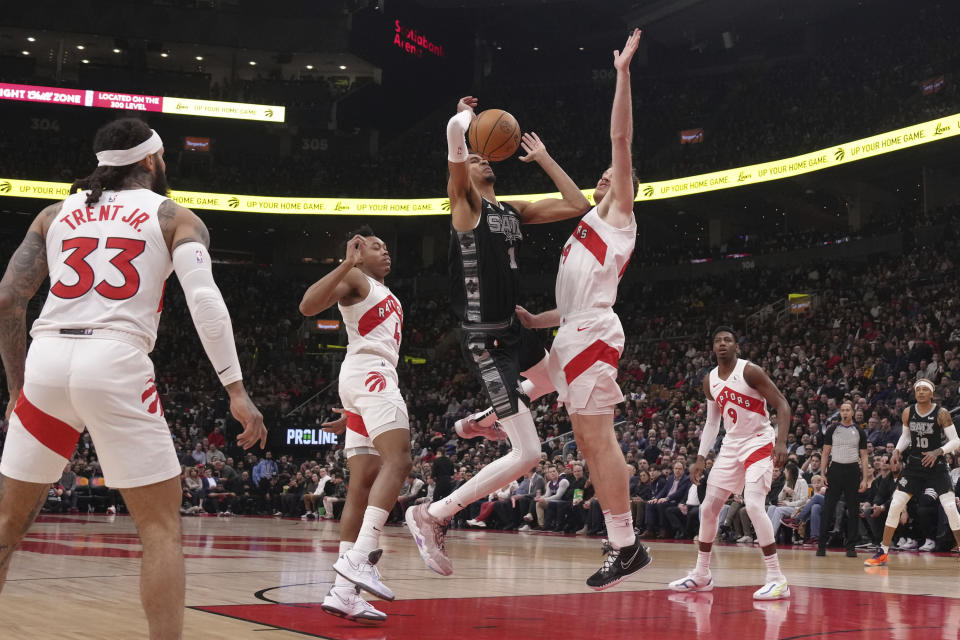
[446,110,472,163]
[172,242,243,386]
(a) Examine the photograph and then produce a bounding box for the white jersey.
[709,358,773,440]
[31,189,172,353]
[338,273,402,368]
[556,207,636,318]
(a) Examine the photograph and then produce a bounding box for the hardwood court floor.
[2,513,958,639]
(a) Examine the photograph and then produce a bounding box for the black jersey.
[449,198,523,323]
[906,403,948,462]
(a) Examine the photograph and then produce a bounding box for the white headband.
[96,130,163,167]
[914,380,935,392]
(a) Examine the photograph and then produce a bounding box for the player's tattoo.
[0,226,49,391]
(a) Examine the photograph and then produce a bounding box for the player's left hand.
[921,449,941,468]
[322,408,348,435]
[773,442,788,468]
[613,28,642,72]
[515,305,537,328]
[518,132,548,163]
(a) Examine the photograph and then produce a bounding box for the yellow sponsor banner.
[1,112,958,213]
[636,113,960,201]
[160,97,285,123]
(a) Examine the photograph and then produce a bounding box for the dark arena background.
[1,0,960,638]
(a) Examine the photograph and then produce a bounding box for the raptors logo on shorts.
[365,371,387,392]
[141,377,163,416]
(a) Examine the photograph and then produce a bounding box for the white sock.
[604,511,636,550]
[880,543,889,554]
[335,541,355,588]
[763,552,784,582]
[351,506,389,557]
[694,550,711,576]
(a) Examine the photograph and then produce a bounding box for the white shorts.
[338,354,408,459]
[707,429,776,494]
[0,337,181,488]
[548,309,624,415]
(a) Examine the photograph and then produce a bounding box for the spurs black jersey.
[906,403,947,462]
[449,198,522,323]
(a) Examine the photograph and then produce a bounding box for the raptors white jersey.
[31,189,172,353]
[709,358,773,439]
[556,207,636,318]
[338,273,402,368]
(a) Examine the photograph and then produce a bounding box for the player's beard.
[151,168,171,197]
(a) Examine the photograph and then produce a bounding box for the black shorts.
[459,316,547,419]
[897,460,953,496]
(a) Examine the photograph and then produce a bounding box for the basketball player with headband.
[864,378,960,566]
[0,118,266,639]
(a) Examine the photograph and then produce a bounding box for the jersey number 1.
[51,236,146,300]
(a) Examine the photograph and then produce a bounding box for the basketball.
[468,109,521,162]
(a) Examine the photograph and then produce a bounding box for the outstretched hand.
[515,305,536,328]
[518,132,548,163]
[613,28,642,71]
[457,96,478,115]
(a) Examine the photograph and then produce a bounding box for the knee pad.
[885,490,911,529]
[940,492,960,530]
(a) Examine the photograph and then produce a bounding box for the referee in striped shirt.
[816,401,869,557]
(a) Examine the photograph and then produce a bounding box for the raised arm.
[597,28,642,229]
[507,133,590,224]
[0,203,58,418]
[163,200,266,449]
[447,96,483,232]
[744,363,791,467]
[299,235,370,315]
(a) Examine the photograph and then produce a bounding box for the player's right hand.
[322,407,348,435]
[457,96,478,115]
[5,388,20,421]
[346,235,365,266]
[231,392,268,450]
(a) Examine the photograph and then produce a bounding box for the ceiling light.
[21,50,29,56]
[578,46,584,51]
[305,64,314,70]
[81,59,90,64]
[338,65,347,70]
[533,47,539,51]
[160,52,169,58]
[248,60,256,66]
[113,48,121,53]
[195,55,203,61]
[76,44,85,50]
[27,37,36,42]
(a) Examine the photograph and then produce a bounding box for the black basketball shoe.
[586,536,652,591]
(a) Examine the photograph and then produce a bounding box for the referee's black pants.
[819,462,860,551]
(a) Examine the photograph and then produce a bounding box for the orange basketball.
[468,109,521,162]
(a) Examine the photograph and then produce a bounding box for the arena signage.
[2,112,958,213]
[286,428,338,446]
[0,82,285,123]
